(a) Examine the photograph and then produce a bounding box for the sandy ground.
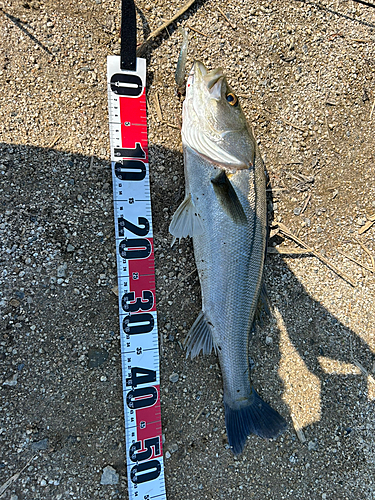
[1,0,375,498]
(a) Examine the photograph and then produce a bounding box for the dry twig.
[300,193,311,215]
[337,250,375,274]
[353,238,375,270]
[0,455,36,497]
[162,121,180,130]
[48,134,62,148]
[277,222,356,286]
[158,268,197,305]
[291,414,306,443]
[187,25,208,37]
[193,406,206,423]
[268,247,310,255]
[370,99,375,120]
[217,6,236,29]
[153,93,163,122]
[137,0,196,55]
[358,213,375,235]
[281,118,306,132]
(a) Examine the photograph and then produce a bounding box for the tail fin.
[224,389,287,455]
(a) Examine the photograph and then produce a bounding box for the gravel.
[1,0,375,499]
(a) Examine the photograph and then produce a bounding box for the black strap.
[120,0,137,71]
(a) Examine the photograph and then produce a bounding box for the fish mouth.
[188,61,224,100]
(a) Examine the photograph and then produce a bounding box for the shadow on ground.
[0,142,373,499]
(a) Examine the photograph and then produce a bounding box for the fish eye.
[226,92,238,107]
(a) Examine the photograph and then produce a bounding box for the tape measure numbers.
[107,56,166,500]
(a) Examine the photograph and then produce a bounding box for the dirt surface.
[1,0,375,498]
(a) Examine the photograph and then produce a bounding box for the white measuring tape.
[107,55,166,500]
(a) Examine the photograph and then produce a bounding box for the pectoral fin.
[211,171,247,224]
[169,194,204,244]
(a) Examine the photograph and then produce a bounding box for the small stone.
[66,244,75,252]
[293,207,301,216]
[3,373,18,386]
[57,263,67,278]
[9,298,20,308]
[169,443,178,454]
[265,336,273,345]
[40,479,47,486]
[356,217,366,227]
[100,465,119,485]
[165,451,171,459]
[169,372,179,383]
[88,348,109,368]
[77,194,83,202]
[10,495,18,500]
[31,438,49,450]
[308,439,318,451]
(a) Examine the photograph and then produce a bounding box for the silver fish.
[169,61,287,454]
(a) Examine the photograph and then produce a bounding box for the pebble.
[3,373,18,386]
[100,465,119,485]
[31,438,49,451]
[293,207,301,216]
[165,451,171,459]
[66,244,75,252]
[88,347,109,368]
[9,298,20,308]
[169,372,179,383]
[169,443,178,454]
[308,439,318,451]
[57,263,67,278]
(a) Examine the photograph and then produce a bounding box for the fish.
[169,61,287,454]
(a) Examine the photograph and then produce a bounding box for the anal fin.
[184,311,216,358]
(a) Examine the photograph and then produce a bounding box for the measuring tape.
[107,55,166,500]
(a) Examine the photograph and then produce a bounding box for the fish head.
[182,61,256,170]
